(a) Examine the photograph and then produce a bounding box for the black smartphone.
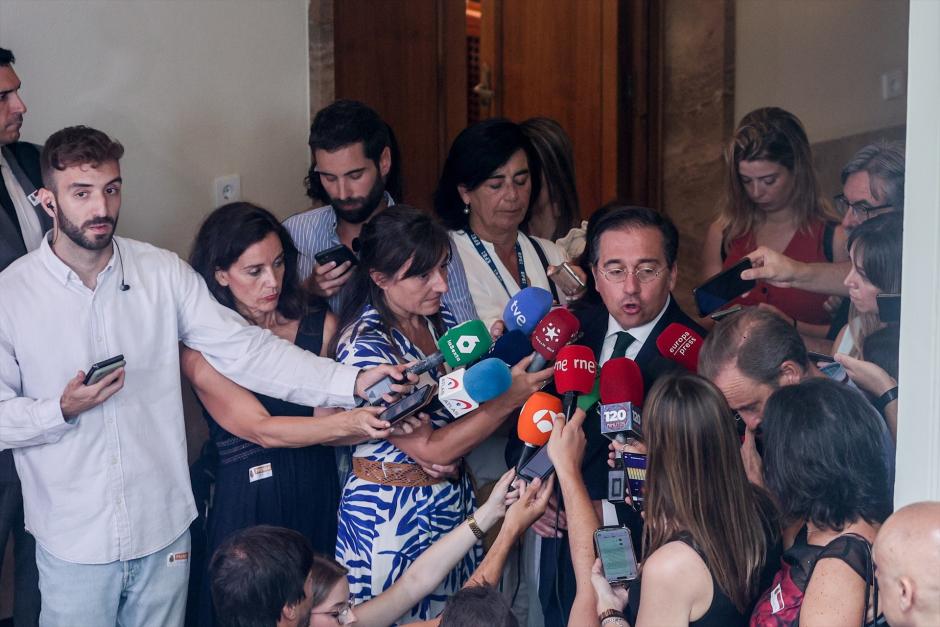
[378,384,434,426]
[807,351,836,363]
[517,445,555,482]
[83,354,126,385]
[594,526,639,584]
[623,452,647,512]
[693,258,755,317]
[709,304,743,321]
[877,293,901,324]
[314,244,358,269]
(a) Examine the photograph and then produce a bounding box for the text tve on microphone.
[502,286,553,335]
[654,322,703,373]
[599,357,644,442]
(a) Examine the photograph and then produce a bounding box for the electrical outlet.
[881,69,905,101]
[214,174,241,206]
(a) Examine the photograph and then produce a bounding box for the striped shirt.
[283,194,478,323]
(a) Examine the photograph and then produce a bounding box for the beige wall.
[736,0,909,142]
[0,0,312,256]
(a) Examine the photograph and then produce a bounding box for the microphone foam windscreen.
[576,376,601,412]
[553,344,597,394]
[488,330,531,367]
[503,287,553,335]
[438,319,492,368]
[531,308,580,360]
[655,323,703,373]
[464,358,513,403]
[600,357,644,406]
[517,391,563,446]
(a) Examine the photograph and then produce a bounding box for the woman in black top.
[592,372,780,627]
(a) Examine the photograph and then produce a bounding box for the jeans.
[35,530,190,627]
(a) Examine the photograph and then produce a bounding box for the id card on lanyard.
[465,227,528,297]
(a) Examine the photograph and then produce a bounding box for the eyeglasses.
[311,597,354,624]
[596,264,667,284]
[834,194,892,219]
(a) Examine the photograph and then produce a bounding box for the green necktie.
[611,331,635,359]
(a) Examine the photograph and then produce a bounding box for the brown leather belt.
[352,457,442,488]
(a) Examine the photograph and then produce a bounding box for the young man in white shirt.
[0,125,403,627]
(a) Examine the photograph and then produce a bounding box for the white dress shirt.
[0,236,360,563]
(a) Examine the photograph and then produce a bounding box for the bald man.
[873,501,940,627]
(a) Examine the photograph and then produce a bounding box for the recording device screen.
[517,445,554,482]
[594,526,639,584]
[378,384,434,426]
[693,258,755,317]
[623,452,647,511]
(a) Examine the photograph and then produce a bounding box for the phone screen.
[595,527,639,583]
[693,258,755,317]
[517,445,554,482]
[378,385,432,425]
[623,453,647,511]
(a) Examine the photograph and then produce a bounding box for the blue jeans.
[35,530,190,627]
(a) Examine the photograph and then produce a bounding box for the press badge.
[166,551,189,567]
[248,462,273,482]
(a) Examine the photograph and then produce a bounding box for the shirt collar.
[38,233,117,287]
[604,294,672,348]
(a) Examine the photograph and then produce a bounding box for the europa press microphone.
[438,358,513,418]
[502,286,553,335]
[598,357,645,444]
[527,308,580,372]
[361,319,492,405]
[655,323,703,373]
[553,345,597,420]
[515,391,563,471]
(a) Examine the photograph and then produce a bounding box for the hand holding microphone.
[515,391,563,471]
[438,358,513,418]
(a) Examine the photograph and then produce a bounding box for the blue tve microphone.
[488,330,532,367]
[503,287,553,336]
[439,358,513,418]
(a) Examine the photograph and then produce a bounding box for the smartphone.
[623,452,647,511]
[314,244,358,269]
[548,262,586,299]
[83,354,126,385]
[378,384,434,426]
[517,445,555,482]
[807,351,836,363]
[693,258,755,317]
[594,526,639,584]
[877,293,901,324]
[709,304,743,321]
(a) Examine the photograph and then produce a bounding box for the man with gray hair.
[873,501,940,627]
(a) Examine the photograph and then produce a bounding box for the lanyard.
[465,227,528,297]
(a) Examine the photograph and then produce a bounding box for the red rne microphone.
[599,358,645,443]
[553,344,596,419]
[515,391,563,470]
[527,308,580,372]
[655,323,703,373]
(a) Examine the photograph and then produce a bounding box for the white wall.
[0,0,311,257]
[736,0,909,142]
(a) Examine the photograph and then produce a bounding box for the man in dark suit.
[0,46,46,627]
[530,205,705,627]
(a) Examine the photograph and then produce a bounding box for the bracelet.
[466,514,486,540]
[874,386,899,414]
[599,608,627,624]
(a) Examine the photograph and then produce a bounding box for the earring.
[463,203,470,215]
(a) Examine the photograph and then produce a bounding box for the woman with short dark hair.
[752,377,891,626]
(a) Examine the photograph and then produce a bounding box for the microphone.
[576,376,601,412]
[503,287,553,335]
[599,357,645,443]
[655,323,703,373]
[527,308,580,372]
[488,329,531,367]
[553,345,597,420]
[438,358,512,418]
[515,391,563,471]
[362,319,492,405]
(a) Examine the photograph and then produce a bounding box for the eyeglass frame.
[833,193,892,219]
[594,262,669,284]
[311,596,354,624]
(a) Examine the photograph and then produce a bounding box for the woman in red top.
[704,107,848,328]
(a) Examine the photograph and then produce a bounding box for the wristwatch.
[598,608,628,625]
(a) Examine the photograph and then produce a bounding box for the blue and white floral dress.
[335,303,480,624]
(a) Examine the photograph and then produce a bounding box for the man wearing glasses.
[529,205,705,627]
[742,140,905,296]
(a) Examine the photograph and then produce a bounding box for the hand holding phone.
[60,356,126,420]
[378,385,435,426]
[309,245,358,297]
[594,526,639,584]
[693,258,755,317]
[548,262,587,298]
